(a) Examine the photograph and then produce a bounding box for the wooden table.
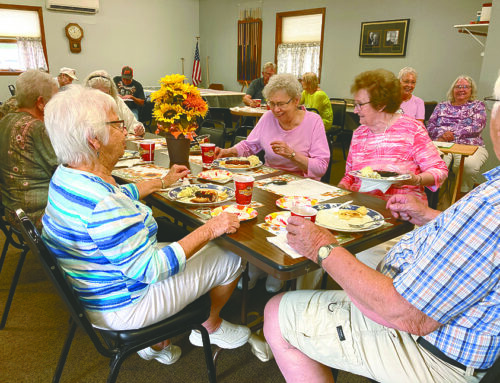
[229,106,267,119]
[439,143,478,203]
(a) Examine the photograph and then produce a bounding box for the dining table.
[115,135,414,323]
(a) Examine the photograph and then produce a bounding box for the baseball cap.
[59,67,78,80]
[121,66,133,80]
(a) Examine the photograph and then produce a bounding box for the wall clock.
[65,23,84,53]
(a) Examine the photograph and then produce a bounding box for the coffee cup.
[200,143,216,168]
[254,99,261,108]
[234,175,255,205]
[290,205,317,222]
[139,142,155,162]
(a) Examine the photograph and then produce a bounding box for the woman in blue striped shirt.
[41,85,250,365]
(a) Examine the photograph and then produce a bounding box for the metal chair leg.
[52,319,77,383]
[196,323,217,383]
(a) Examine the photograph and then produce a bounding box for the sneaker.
[189,320,251,349]
[265,275,284,293]
[137,344,182,365]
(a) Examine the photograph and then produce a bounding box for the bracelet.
[161,178,166,189]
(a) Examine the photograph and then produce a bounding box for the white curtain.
[16,37,47,71]
[277,42,320,78]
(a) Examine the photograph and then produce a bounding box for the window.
[275,8,325,79]
[0,4,49,75]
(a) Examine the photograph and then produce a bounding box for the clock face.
[67,25,82,39]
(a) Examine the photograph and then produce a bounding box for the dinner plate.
[212,157,263,171]
[211,205,258,221]
[197,169,233,183]
[265,211,291,227]
[120,150,139,160]
[349,170,411,182]
[313,203,385,232]
[165,183,234,206]
[275,196,318,210]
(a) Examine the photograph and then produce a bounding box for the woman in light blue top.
[42,85,250,366]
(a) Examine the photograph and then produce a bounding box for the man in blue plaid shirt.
[262,89,500,383]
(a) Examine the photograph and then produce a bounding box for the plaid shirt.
[381,166,500,369]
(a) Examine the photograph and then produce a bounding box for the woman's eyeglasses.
[268,98,293,109]
[353,101,371,109]
[106,120,127,132]
[454,85,471,90]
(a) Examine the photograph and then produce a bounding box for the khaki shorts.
[279,290,485,383]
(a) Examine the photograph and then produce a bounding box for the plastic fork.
[347,218,389,229]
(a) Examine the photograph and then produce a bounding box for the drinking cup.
[234,175,255,205]
[254,99,262,108]
[201,143,216,168]
[139,142,155,162]
[290,205,317,223]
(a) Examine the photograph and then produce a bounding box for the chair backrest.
[198,122,226,148]
[424,101,438,124]
[306,107,320,115]
[138,101,155,127]
[15,209,113,357]
[206,107,234,130]
[208,83,224,91]
[330,98,347,129]
[8,84,15,96]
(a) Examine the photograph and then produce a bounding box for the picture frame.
[359,19,410,57]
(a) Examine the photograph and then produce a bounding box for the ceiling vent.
[46,0,99,14]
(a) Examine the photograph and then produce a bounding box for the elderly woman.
[398,67,424,123]
[300,72,333,130]
[339,69,448,203]
[0,69,58,230]
[42,86,250,365]
[427,75,489,194]
[216,73,330,292]
[84,70,145,136]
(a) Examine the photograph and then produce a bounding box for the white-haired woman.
[42,86,250,365]
[427,75,489,194]
[84,70,145,136]
[398,67,424,123]
[0,69,58,230]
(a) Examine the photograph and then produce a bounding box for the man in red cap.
[113,66,145,119]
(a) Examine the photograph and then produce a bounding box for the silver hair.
[15,69,57,108]
[446,75,477,102]
[84,70,118,99]
[398,66,418,81]
[44,85,118,166]
[262,73,302,100]
[263,62,277,72]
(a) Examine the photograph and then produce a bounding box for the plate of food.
[211,205,258,221]
[166,183,234,205]
[275,196,318,210]
[212,155,262,170]
[190,143,201,155]
[120,150,139,160]
[349,166,411,182]
[313,203,385,232]
[197,169,233,183]
[265,211,291,227]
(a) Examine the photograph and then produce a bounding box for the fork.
[348,218,389,228]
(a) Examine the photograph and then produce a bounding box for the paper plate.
[165,183,234,206]
[211,205,258,221]
[212,157,263,171]
[197,169,233,183]
[349,170,411,182]
[265,211,291,227]
[313,203,385,232]
[275,196,318,210]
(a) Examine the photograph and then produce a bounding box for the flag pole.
[181,58,184,75]
[206,56,210,86]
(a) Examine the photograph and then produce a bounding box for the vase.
[166,136,191,167]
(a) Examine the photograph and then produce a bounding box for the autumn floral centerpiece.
[151,74,208,140]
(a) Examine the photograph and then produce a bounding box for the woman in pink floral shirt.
[339,69,448,202]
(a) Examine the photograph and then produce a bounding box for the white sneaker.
[265,275,284,293]
[189,320,251,349]
[137,344,182,365]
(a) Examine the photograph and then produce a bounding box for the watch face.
[68,25,82,39]
[319,246,330,258]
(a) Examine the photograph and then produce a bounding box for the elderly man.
[0,70,58,230]
[56,67,78,89]
[263,84,500,382]
[113,65,145,120]
[243,62,276,107]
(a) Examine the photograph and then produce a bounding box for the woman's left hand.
[161,165,190,187]
[134,124,145,136]
[270,140,294,159]
[394,173,421,187]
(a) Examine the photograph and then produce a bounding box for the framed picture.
[359,19,410,57]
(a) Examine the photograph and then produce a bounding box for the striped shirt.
[41,165,186,313]
[340,115,448,201]
[381,166,500,369]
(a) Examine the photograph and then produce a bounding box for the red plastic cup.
[201,143,216,168]
[234,175,255,205]
[139,142,155,162]
[290,205,317,223]
[254,99,261,107]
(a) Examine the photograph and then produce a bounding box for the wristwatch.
[317,243,339,268]
[289,151,296,159]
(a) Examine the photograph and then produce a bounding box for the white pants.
[89,240,243,330]
[443,146,489,192]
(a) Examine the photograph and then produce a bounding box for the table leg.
[240,263,249,325]
[451,154,465,204]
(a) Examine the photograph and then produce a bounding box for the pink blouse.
[340,115,448,201]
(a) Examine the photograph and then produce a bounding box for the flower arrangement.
[150,74,208,139]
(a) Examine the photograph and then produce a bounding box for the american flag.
[192,41,201,86]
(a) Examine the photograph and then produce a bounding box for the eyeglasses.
[454,85,471,90]
[268,98,293,109]
[106,120,126,132]
[353,101,371,109]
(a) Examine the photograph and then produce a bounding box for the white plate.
[349,170,411,182]
[313,203,385,232]
[197,169,233,183]
[165,183,234,206]
[212,157,263,171]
